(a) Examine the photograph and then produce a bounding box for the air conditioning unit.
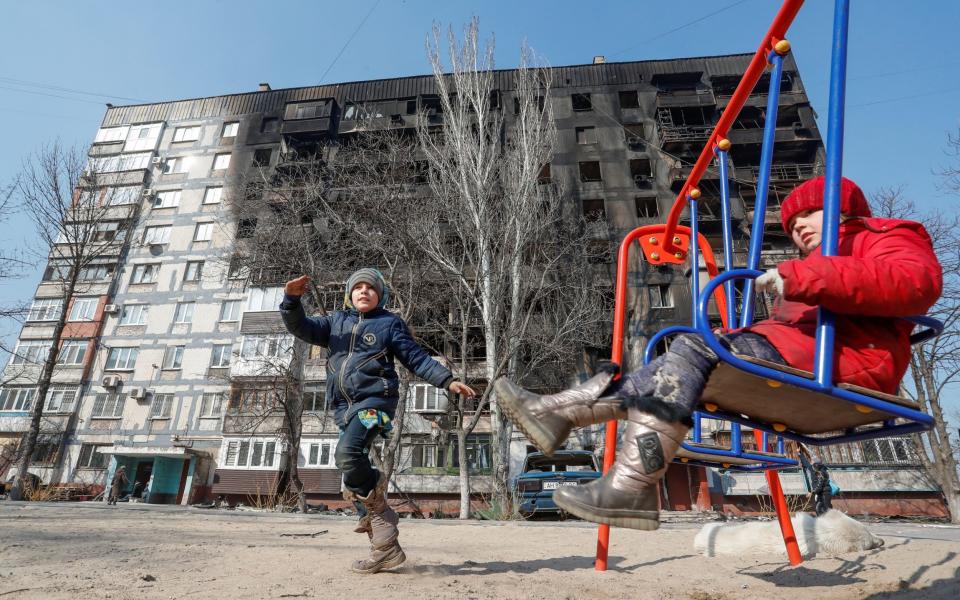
[151,156,164,165]
[103,304,119,315]
[142,188,155,197]
[102,375,121,388]
[626,135,644,148]
[127,387,146,401]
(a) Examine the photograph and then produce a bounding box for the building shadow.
[859,552,958,598]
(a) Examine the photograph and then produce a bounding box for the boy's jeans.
[335,412,386,497]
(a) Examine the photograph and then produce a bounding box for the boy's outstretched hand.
[285,275,311,297]
[449,381,477,398]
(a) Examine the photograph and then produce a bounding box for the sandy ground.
[0,503,958,599]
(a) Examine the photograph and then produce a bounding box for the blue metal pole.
[689,195,700,328]
[731,423,742,456]
[740,52,786,328]
[716,148,737,327]
[814,0,850,387]
[693,413,703,443]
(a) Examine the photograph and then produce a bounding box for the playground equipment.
[595,0,941,570]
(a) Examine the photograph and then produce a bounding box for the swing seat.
[699,354,920,435]
[676,443,788,466]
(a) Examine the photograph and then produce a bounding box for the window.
[91,391,125,418]
[76,263,115,281]
[69,298,98,322]
[184,261,204,282]
[131,264,160,284]
[172,126,201,142]
[651,284,674,308]
[0,387,36,411]
[193,222,213,242]
[31,434,62,465]
[222,122,239,138]
[636,196,660,219]
[106,186,141,206]
[624,123,645,147]
[576,126,597,145]
[303,387,327,412]
[212,153,231,170]
[124,123,162,152]
[93,221,125,243]
[240,335,293,359]
[58,340,88,366]
[260,118,279,133]
[411,384,447,412]
[88,152,152,173]
[630,158,653,183]
[44,384,79,412]
[210,344,233,368]
[253,148,272,167]
[11,340,50,365]
[578,161,602,182]
[236,218,257,238]
[152,190,181,209]
[305,442,334,466]
[203,186,223,205]
[581,198,605,221]
[219,300,242,322]
[228,257,249,280]
[143,225,171,245]
[119,304,148,325]
[162,156,191,174]
[571,93,593,111]
[94,125,129,143]
[150,393,174,418]
[105,347,138,370]
[246,287,284,312]
[77,444,109,469]
[224,439,276,468]
[163,346,185,369]
[200,392,225,417]
[27,298,63,322]
[173,302,194,324]
[619,90,640,109]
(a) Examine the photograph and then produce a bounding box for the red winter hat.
[780,176,872,233]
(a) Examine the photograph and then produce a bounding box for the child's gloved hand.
[284,275,311,297]
[755,268,784,297]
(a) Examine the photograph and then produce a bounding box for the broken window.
[571,93,593,112]
[537,163,552,184]
[650,284,674,308]
[630,158,652,180]
[635,196,659,219]
[586,240,613,264]
[576,126,597,145]
[624,123,645,148]
[578,161,602,182]
[420,95,444,115]
[581,198,606,221]
[237,218,257,239]
[619,90,640,109]
[513,95,546,115]
[252,148,272,167]
[260,118,279,133]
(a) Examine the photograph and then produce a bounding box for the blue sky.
[1,0,958,411]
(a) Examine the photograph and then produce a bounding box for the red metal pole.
[662,0,806,255]
[754,429,803,565]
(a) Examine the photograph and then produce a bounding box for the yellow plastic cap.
[689,188,701,200]
[717,138,731,151]
[772,422,787,432]
[774,40,791,55]
[704,402,718,412]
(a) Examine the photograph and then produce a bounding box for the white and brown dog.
[694,510,884,558]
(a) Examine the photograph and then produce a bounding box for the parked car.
[513,450,601,517]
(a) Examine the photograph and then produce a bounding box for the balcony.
[658,124,712,147]
[655,89,716,108]
[735,163,823,183]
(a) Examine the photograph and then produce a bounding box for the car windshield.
[524,454,598,473]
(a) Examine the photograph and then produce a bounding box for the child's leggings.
[608,333,785,422]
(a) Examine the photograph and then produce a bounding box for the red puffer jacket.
[746,217,942,394]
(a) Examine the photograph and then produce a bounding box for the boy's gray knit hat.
[344,268,387,308]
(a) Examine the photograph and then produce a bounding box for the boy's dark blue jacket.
[279,294,453,427]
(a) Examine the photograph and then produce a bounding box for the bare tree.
[7,142,141,499]
[873,186,960,522]
[415,19,609,510]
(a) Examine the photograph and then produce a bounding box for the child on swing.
[495,176,942,530]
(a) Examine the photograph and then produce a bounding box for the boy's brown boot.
[350,481,405,574]
[494,363,622,456]
[553,409,688,530]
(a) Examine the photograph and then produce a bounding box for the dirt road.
[0,503,957,599]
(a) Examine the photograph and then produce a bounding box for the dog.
[694,509,884,558]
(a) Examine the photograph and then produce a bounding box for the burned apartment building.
[0,53,945,516]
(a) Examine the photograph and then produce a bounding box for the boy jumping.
[281,268,475,573]
[495,176,942,530]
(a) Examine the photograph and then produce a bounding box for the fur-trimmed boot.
[493,362,622,456]
[553,409,689,530]
[350,480,405,574]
